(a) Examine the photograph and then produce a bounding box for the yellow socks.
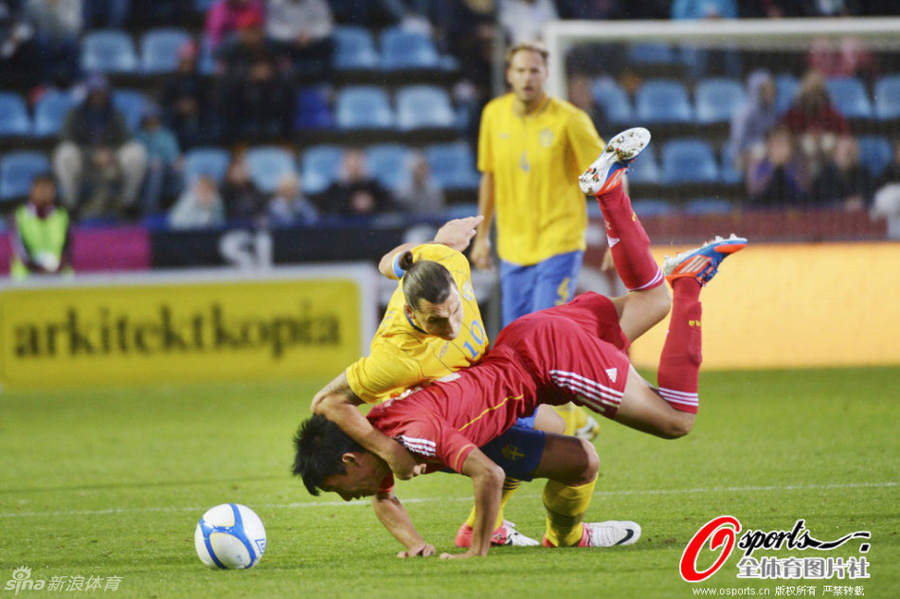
[543,477,597,547]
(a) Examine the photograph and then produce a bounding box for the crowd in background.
[2,0,900,234]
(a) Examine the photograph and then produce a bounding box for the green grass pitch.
[1,367,898,599]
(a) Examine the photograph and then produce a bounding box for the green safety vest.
[10,205,71,279]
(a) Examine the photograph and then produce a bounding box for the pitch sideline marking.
[0,481,895,519]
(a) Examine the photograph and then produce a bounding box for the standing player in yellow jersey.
[471,41,605,437]
[311,215,558,552]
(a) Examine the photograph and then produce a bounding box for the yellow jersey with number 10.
[344,244,489,404]
[478,93,604,266]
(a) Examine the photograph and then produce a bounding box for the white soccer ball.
[194,503,266,569]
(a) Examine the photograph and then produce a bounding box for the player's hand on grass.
[397,543,435,558]
[470,236,492,270]
[434,215,484,252]
[439,550,481,560]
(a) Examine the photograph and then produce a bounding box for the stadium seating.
[0,151,50,201]
[590,79,633,125]
[627,43,677,65]
[719,144,742,185]
[183,147,231,183]
[635,80,692,124]
[335,86,394,130]
[630,198,675,217]
[395,85,455,131]
[294,87,334,131]
[685,197,733,215]
[626,146,661,185]
[112,90,148,132]
[0,93,31,137]
[874,74,900,120]
[661,138,720,184]
[365,144,412,192]
[825,77,873,119]
[775,73,799,114]
[857,135,893,178]
[81,29,139,73]
[245,146,297,194]
[141,28,193,73]
[694,78,745,124]
[300,145,344,195]
[33,92,77,137]
[333,26,379,70]
[423,142,479,190]
[380,27,441,70]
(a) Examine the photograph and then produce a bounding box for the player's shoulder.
[483,93,515,116]
[548,96,592,122]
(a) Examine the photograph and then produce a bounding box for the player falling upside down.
[293,127,747,558]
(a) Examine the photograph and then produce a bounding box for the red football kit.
[367,292,631,476]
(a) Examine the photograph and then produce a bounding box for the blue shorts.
[500,250,584,327]
[480,426,546,482]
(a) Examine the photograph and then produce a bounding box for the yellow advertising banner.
[0,267,377,390]
[630,242,900,370]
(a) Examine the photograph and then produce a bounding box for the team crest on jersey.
[539,128,554,147]
[462,281,475,301]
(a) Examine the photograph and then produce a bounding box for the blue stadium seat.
[193,0,216,12]
[141,28,192,74]
[775,74,799,114]
[0,151,50,201]
[874,74,900,120]
[630,199,675,217]
[443,203,479,219]
[81,29,139,73]
[365,144,412,192]
[335,86,394,130]
[112,90,147,132]
[695,78,745,124]
[590,79,632,125]
[294,86,334,131]
[857,135,892,179]
[661,139,720,184]
[380,27,440,70]
[628,43,676,65]
[33,92,77,137]
[635,80,692,124]
[423,142,479,190]
[333,26,378,70]
[395,85,455,131]
[245,146,297,194]
[184,147,230,183]
[685,198,733,215]
[826,77,873,119]
[0,93,31,137]
[625,146,660,185]
[301,145,344,195]
[720,144,743,185]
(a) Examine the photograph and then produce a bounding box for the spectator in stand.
[0,3,40,89]
[729,70,779,174]
[205,0,264,52]
[214,11,293,141]
[672,0,737,18]
[23,0,82,85]
[872,140,900,239]
[265,0,334,81]
[319,149,395,217]
[82,0,128,28]
[395,152,445,216]
[10,175,73,279]
[556,0,626,19]
[52,75,148,219]
[266,172,318,226]
[810,134,873,211]
[802,0,860,17]
[499,0,558,45]
[781,70,850,175]
[220,153,266,222]
[159,41,214,149]
[747,126,809,206]
[671,0,740,78]
[807,37,878,84]
[135,105,181,215]
[168,174,225,229]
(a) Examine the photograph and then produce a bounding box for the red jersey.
[367,293,631,475]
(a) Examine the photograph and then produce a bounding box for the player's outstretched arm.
[440,448,504,560]
[377,215,485,279]
[470,173,495,270]
[311,373,426,480]
[371,491,435,558]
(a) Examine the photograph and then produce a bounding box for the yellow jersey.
[345,244,489,404]
[477,93,604,266]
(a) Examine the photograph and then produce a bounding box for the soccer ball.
[194,503,267,569]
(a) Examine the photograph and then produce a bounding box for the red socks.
[595,185,663,291]
[657,278,702,414]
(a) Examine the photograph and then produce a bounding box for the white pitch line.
[0,481,895,519]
